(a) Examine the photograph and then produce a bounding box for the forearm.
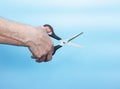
[0,18,36,46]
[0,35,23,45]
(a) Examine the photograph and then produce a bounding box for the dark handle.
[53,45,62,55]
[44,24,62,40]
[43,24,62,55]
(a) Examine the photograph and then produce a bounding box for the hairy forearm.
[0,18,36,46]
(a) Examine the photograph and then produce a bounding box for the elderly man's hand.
[26,26,54,62]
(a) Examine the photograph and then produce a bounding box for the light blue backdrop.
[0,0,120,89]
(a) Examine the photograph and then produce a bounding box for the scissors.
[44,24,84,55]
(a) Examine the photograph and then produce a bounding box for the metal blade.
[67,32,84,42]
[67,42,84,48]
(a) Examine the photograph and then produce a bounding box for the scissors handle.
[53,45,62,55]
[43,24,62,55]
[43,24,62,40]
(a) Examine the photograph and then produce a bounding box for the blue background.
[0,0,120,89]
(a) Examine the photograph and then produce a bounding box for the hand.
[26,26,54,62]
[0,18,54,63]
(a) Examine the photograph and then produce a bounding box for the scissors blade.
[67,42,84,48]
[67,32,83,42]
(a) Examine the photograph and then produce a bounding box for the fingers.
[35,56,47,63]
[31,52,53,63]
[31,46,54,63]
[45,46,54,62]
